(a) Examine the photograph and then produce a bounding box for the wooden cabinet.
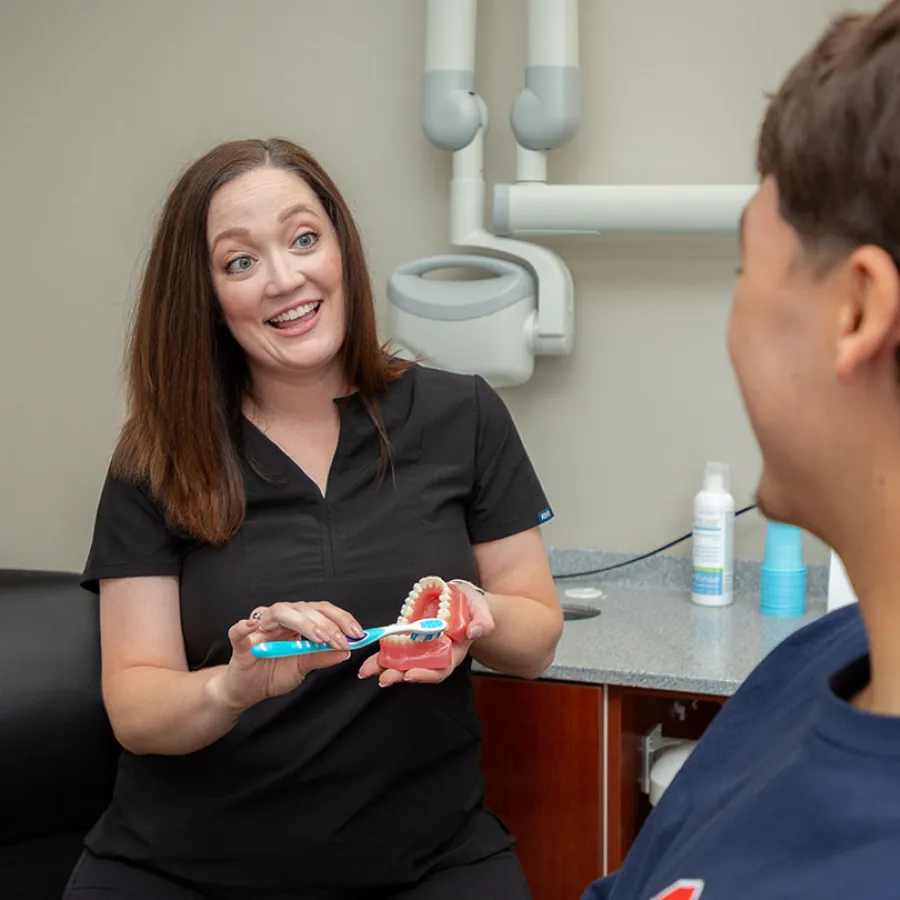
[473,675,726,900]
[473,676,604,900]
[605,686,725,872]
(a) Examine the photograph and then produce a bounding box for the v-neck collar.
[239,368,418,500]
[240,392,373,502]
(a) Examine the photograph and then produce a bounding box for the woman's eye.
[293,231,319,250]
[226,255,253,275]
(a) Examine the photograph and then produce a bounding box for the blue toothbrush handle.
[251,638,333,658]
[251,627,386,659]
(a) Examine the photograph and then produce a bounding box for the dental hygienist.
[64,139,563,900]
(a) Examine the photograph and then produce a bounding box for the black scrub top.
[80,364,553,898]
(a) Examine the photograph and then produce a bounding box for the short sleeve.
[81,470,186,594]
[465,374,554,544]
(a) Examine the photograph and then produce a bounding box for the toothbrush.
[250,617,447,659]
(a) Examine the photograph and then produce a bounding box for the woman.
[64,138,562,900]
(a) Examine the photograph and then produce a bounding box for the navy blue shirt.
[583,603,900,900]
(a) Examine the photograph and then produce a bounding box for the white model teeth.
[388,576,454,641]
[269,301,320,323]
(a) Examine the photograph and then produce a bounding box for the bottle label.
[692,510,731,595]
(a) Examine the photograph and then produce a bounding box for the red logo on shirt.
[651,880,705,900]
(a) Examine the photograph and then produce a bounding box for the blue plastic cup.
[760,569,807,617]
[762,521,806,571]
[760,521,806,617]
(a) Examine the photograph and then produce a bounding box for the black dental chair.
[0,569,120,898]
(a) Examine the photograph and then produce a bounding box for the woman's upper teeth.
[270,301,319,323]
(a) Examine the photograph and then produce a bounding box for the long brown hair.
[112,138,411,544]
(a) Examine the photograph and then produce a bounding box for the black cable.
[553,503,758,580]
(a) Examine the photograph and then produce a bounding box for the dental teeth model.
[248,576,474,671]
[377,576,472,671]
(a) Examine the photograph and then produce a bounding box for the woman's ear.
[835,245,900,382]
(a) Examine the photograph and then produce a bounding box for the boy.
[583,4,900,898]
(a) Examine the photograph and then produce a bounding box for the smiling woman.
[208,176,344,374]
[66,138,562,900]
[114,139,407,541]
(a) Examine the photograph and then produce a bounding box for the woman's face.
[207,166,345,384]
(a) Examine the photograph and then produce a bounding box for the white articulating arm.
[493,183,758,237]
[422,0,575,357]
[511,0,580,183]
[422,0,484,152]
[414,0,756,375]
[497,0,755,236]
[450,129,574,355]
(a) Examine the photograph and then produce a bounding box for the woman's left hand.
[357,582,494,687]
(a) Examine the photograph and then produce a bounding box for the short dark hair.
[757,1,900,269]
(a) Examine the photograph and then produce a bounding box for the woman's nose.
[265,251,307,296]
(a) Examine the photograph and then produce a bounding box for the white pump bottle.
[691,462,735,607]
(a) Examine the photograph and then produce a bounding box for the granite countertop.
[473,548,830,697]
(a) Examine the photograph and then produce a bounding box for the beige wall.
[1,0,871,572]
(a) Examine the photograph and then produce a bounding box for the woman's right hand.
[216,601,365,713]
